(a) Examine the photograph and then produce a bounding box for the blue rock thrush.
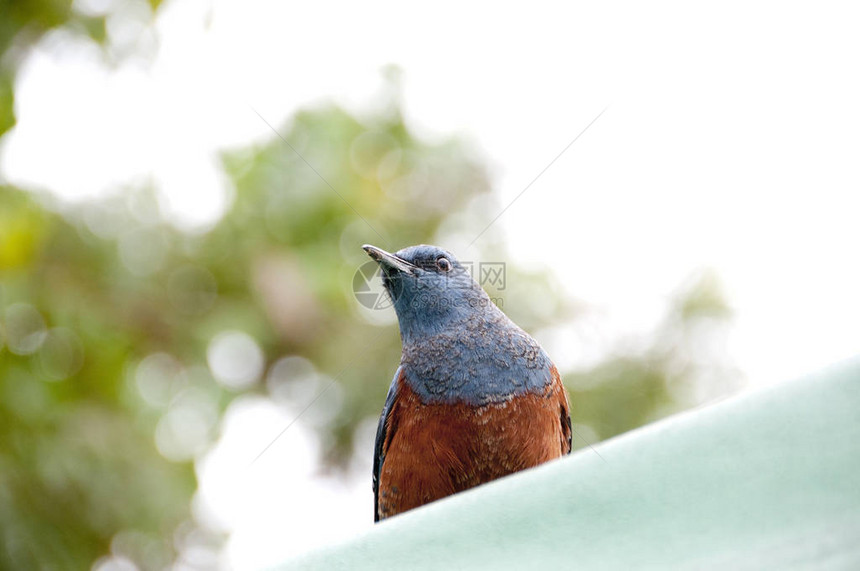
[363,244,571,521]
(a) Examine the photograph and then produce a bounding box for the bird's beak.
[362,244,417,275]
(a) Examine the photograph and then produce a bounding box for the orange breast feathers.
[376,367,571,520]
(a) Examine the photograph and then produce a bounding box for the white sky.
[2,0,859,567]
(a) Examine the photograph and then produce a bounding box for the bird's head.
[362,244,494,340]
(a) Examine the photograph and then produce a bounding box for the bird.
[363,243,571,521]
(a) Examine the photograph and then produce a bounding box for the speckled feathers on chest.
[399,310,553,406]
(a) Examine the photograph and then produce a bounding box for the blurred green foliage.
[0,1,741,569]
[1,185,197,569]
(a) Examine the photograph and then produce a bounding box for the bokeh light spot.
[266,356,343,427]
[38,327,85,380]
[110,529,170,571]
[91,555,138,571]
[83,201,126,239]
[4,302,48,355]
[207,331,264,390]
[266,356,317,403]
[118,227,167,276]
[155,392,217,462]
[135,353,186,408]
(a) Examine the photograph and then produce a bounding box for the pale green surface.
[279,358,860,570]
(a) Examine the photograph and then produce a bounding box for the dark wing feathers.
[373,366,402,522]
[553,366,573,455]
[562,402,572,454]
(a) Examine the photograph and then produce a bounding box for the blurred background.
[1,0,858,569]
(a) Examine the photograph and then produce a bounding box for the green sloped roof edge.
[277,357,860,570]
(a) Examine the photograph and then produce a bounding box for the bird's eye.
[436,257,452,272]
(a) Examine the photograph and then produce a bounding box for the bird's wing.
[552,365,573,455]
[373,366,403,522]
